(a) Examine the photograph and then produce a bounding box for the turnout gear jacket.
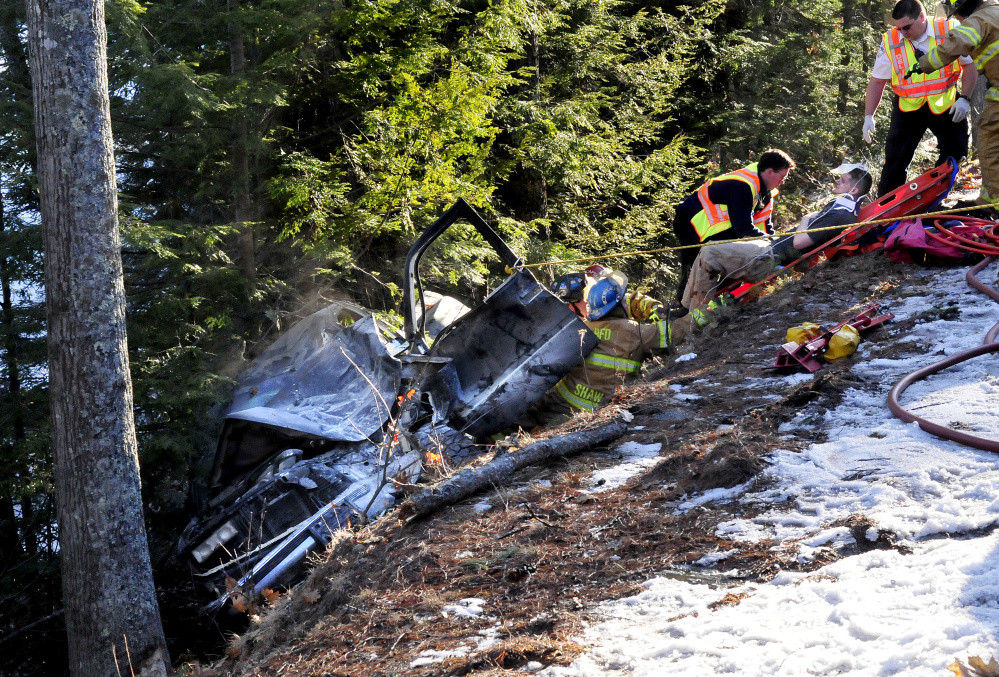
[922,0,999,104]
[553,317,670,412]
[885,18,963,113]
[687,163,777,244]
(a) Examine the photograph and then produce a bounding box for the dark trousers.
[877,96,969,197]
[671,203,702,306]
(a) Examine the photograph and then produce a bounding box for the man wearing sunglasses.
[864,0,976,196]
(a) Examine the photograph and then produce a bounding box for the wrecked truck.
[176,199,599,606]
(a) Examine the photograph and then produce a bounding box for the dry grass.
[198,251,921,677]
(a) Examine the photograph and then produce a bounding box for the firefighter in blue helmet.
[519,268,700,427]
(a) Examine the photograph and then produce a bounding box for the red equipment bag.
[884,219,978,265]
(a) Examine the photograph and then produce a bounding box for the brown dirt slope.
[197,251,941,677]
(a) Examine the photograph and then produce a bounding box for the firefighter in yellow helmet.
[911,0,999,204]
[863,0,976,197]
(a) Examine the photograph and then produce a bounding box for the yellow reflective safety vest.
[554,317,670,412]
[690,163,776,243]
[884,18,962,113]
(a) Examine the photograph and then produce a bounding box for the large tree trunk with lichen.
[24,0,169,674]
[400,421,627,522]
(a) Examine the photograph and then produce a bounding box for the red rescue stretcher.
[722,158,958,302]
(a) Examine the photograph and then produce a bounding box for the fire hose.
[887,216,999,453]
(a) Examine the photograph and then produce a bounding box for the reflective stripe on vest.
[657,320,671,349]
[974,38,999,71]
[554,380,600,410]
[885,18,961,113]
[584,352,642,373]
[987,85,999,103]
[690,163,774,242]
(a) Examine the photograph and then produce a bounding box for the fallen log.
[399,419,629,521]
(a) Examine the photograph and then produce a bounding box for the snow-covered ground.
[544,264,999,676]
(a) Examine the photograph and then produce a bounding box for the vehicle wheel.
[414,423,483,465]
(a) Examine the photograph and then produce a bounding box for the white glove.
[951,96,971,122]
[862,115,875,144]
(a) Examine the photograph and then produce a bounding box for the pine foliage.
[0,0,890,667]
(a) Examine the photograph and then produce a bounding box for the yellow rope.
[507,202,996,273]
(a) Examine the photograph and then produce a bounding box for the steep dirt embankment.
[201,252,935,677]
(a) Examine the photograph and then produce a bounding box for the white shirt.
[872,19,973,79]
[807,194,861,222]
[828,194,861,213]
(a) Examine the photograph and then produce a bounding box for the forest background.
[0,0,910,671]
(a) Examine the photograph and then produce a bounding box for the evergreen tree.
[0,0,897,669]
[0,3,62,670]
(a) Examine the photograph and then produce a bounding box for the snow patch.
[587,442,662,492]
[546,264,999,676]
[443,598,487,618]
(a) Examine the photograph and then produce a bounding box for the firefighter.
[911,0,999,204]
[583,264,666,321]
[863,0,976,197]
[671,149,795,312]
[523,268,692,425]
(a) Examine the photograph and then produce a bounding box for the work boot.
[690,306,713,328]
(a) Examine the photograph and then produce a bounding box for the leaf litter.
[205,252,999,676]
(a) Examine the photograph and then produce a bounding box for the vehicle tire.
[414,423,483,465]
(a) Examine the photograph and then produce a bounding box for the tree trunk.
[0,192,24,563]
[0,7,42,565]
[0,0,33,151]
[861,0,875,71]
[0,195,37,558]
[504,31,549,223]
[399,421,628,521]
[0,496,20,568]
[24,0,170,674]
[229,0,256,287]
[838,0,856,115]
[522,30,548,221]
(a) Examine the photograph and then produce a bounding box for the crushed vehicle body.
[177,199,599,606]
